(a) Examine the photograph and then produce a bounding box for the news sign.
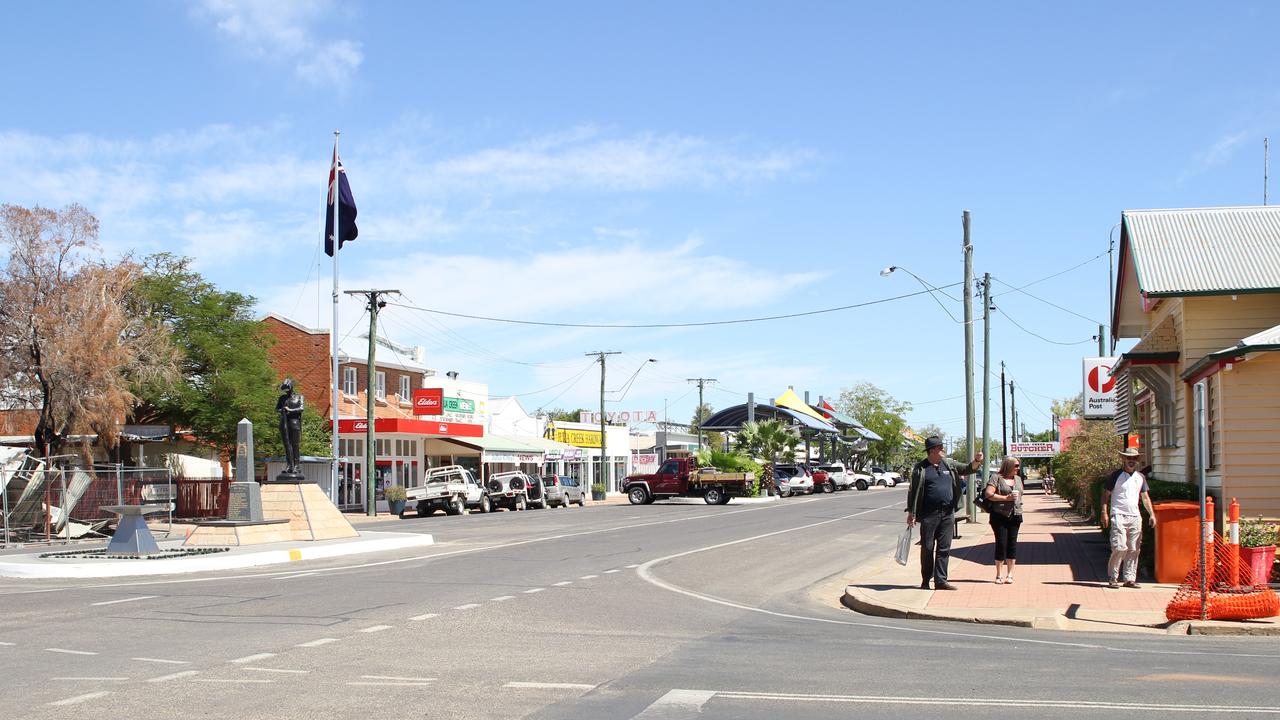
[1082,356,1119,419]
[1009,442,1060,457]
[413,388,444,416]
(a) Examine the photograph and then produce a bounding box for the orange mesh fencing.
[1166,532,1280,622]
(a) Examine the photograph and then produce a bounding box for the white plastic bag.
[895,526,913,566]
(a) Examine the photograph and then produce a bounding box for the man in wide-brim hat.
[1101,447,1156,588]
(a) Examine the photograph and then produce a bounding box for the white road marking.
[408,613,438,621]
[243,667,309,674]
[48,691,111,706]
[229,653,277,664]
[552,581,572,586]
[348,681,435,687]
[633,689,715,717]
[711,690,1280,713]
[603,569,620,574]
[195,678,274,684]
[359,625,392,633]
[0,641,15,646]
[625,564,640,568]
[579,574,598,580]
[297,638,339,647]
[90,595,157,606]
[522,587,545,594]
[359,675,436,682]
[453,603,480,610]
[505,681,597,691]
[46,647,96,656]
[53,677,128,681]
[147,670,200,683]
[490,595,515,602]
[132,657,190,665]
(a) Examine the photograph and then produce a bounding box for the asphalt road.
[1,487,1278,719]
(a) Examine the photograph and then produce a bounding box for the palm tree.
[735,419,800,495]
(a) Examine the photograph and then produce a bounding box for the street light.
[880,266,965,324]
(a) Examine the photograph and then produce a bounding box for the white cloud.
[1179,130,1250,184]
[195,0,363,87]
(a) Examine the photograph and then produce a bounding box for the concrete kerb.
[840,553,1280,636]
[0,530,434,579]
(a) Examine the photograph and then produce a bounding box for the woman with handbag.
[983,457,1024,584]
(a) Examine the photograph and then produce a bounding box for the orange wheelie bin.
[1153,501,1200,583]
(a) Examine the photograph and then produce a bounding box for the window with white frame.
[375,371,386,400]
[342,367,357,395]
[399,375,411,401]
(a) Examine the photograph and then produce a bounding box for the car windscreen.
[775,467,796,478]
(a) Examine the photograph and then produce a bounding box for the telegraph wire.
[996,306,1095,346]
[991,276,1104,326]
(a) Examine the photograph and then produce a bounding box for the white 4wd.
[486,471,532,511]
[405,465,490,517]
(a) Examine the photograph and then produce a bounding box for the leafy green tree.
[544,408,588,423]
[734,419,800,495]
[1051,394,1083,420]
[947,436,1004,463]
[129,253,329,464]
[836,383,911,467]
[1054,419,1121,516]
[689,402,724,449]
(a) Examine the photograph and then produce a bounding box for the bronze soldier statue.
[277,378,304,475]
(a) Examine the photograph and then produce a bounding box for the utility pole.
[976,272,991,524]
[345,289,400,516]
[1098,324,1106,357]
[1001,362,1008,453]
[587,351,621,496]
[687,378,718,451]
[1009,379,1018,446]
[962,210,976,521]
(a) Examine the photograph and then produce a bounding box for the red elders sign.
[413,388,444,415]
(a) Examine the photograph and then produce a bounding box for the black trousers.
[917,509,955,585]
[989,512,1023,561]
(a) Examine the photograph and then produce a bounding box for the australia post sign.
[1083,356,1119,419]
[412,388,444,416]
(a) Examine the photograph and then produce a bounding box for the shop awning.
[426,434,547,463]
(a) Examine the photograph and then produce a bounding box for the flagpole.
[330,130,342,506]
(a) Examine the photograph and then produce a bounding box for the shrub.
[695,448,761,497]
[1055,419,1122,518]
[1240,517,1279,548]
[382,484,407,502]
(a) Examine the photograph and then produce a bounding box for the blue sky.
[5,1,1278,442]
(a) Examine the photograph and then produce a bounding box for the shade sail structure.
[773,388,832,423]
[812,403,883,442]
[701,403,839,433]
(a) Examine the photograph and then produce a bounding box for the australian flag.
[324,146,358,257]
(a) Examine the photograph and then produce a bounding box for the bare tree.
[0,204,178,459]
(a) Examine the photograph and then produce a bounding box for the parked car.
[486,471,533,511]
[810,467,832,493]
[773,464,814,497]
[850,471,874,491]
[816,463,852,491]
[405,465,490,516]
[542,475,585,507]
[622,458,752,505]
[871,466,902,487]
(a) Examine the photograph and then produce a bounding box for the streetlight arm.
[880,265,965,323]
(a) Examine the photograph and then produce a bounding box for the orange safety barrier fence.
[1166,531,1280,621]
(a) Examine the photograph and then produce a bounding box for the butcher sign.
[1082,356,1119,419]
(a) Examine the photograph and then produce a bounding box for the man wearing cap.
[907,436,983,590]
[1101,448,1156,588]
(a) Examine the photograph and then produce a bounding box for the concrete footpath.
[842,488,1280,636]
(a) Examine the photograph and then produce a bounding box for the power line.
[386,282,963,329]
[996,307,1094,346]
[1008,250,1108,291]
[991,276,1104,326]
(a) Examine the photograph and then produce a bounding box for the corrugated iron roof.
[1123,206,1280,295]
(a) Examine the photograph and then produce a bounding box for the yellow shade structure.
[773,388,830,423]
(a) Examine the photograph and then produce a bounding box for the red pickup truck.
[622,457,753,505]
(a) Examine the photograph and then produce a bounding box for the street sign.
[1082,356,1118,419]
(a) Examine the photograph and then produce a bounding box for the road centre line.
[408,613,438,621]
[359,625,392,633]
[196,678,273,684]
[490,595,515,602]
[552,581,572,586]
[454,603,480,610]
[0,641,15,646]
[244,667,309,674]
[147,670,199,682]
[522,588,545,594]
[348,681,434,687]
[48,691,111,706]
[579,575,598,580]
[709,690,1280,713]
[229,653,277,664]
[46,647,97,655]
[634,499,1280,659]
[73,500,787,592]
[297,638,339,647]
[625,564,640,568]
[53,677,128,681]
[505,681,597,691]
[603,569,620,574]
[90,595,157,606]
[361,675,436,682]
[132,657,191,665]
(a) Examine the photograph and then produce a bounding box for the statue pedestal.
[265,470,309,485]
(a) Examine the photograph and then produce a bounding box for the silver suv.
[542,475,585,507]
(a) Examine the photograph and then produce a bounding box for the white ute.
[405,465,491,517]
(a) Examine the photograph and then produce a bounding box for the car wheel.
[885,479,896,488]
[704,487,724,505]
[416,502,430,517]
[855,479,868,491]
[479,495,491,513]
[447,497,464,516]
[577,495,586,507]
[628,486,649,505]
[515,495,527,511]
[824,481,835,494]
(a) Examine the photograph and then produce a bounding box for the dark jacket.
[907,457,980,516]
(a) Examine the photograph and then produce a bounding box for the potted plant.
[591,482,606,501]
[383,485,408,517]
[1238,516,1278,587]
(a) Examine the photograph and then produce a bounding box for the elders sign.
[412,388,444,416]
[1082,356,1118,419]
